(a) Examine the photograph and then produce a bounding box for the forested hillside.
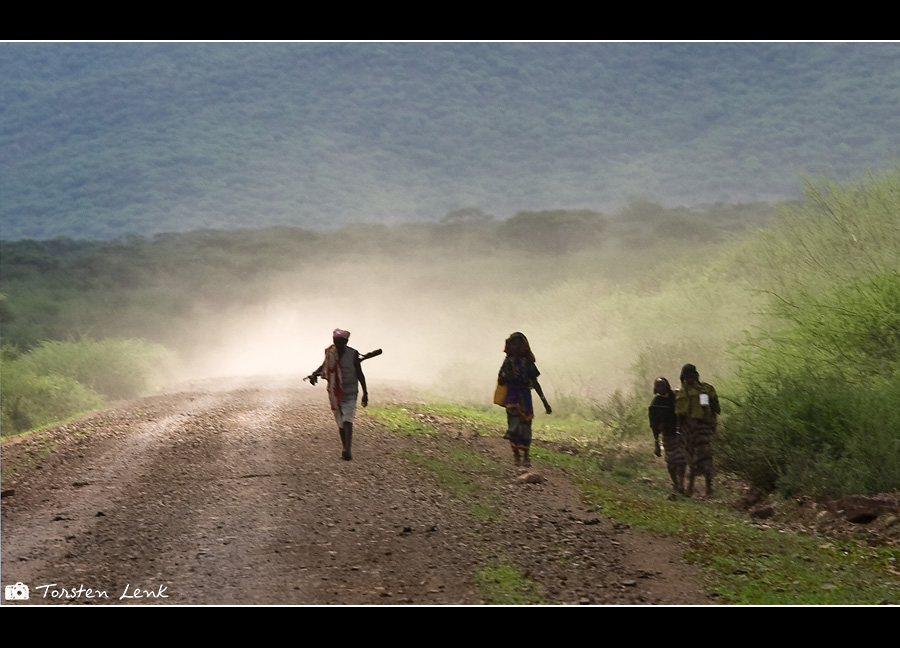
[2,42,899,239]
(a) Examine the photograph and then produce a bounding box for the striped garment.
[675,380,719,495]
[678,416,714,474]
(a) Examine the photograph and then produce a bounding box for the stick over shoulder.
[304,348,383,382]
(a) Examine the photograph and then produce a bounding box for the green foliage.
[722,372,900,496]
[723,167,900,497]
[0,349,105,435]
[611,199,776,248]
[0,338,175,436]
[474,562,546,604]
[752,167,900,292]
[21,337,175,400]
[581,389,647,441]
[764,270,900,379]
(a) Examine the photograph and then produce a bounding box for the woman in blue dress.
[498,332,551,467]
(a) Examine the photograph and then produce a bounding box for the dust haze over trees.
[1,201,771,421]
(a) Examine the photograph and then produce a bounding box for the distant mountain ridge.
[2,41,899,240]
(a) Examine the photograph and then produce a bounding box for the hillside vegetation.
[0,199,773,390]
[2,42,899,239]
[3,167,900,500]
[719,168,900,497]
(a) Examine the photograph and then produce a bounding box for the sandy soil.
[1,377,716,606]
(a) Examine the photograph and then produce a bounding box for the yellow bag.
[493,383,507,407]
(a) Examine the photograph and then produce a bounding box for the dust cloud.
[170,252,543,403]
[165,234,743,407]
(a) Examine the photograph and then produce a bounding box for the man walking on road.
[307,328,368,461]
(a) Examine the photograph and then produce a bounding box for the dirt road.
[1,378,715,605]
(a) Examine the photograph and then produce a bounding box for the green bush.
[1,352,105,435]
[722,167,900,497]
[721,371,900,497]
[764,270,900,379]
[1,338,176,436]
[19,337,175,400]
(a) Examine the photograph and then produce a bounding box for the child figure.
[649,377,686,494]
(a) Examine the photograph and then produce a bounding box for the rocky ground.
[5,377,899,606]
[1,377,719,606]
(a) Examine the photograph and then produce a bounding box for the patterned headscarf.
[504,332,535,362]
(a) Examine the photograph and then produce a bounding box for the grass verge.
[397,447,503,522]
[474,561,547,604]
[369,405,547,603]
[369,402,900,605]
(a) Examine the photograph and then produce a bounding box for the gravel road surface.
[1,378,714,605]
